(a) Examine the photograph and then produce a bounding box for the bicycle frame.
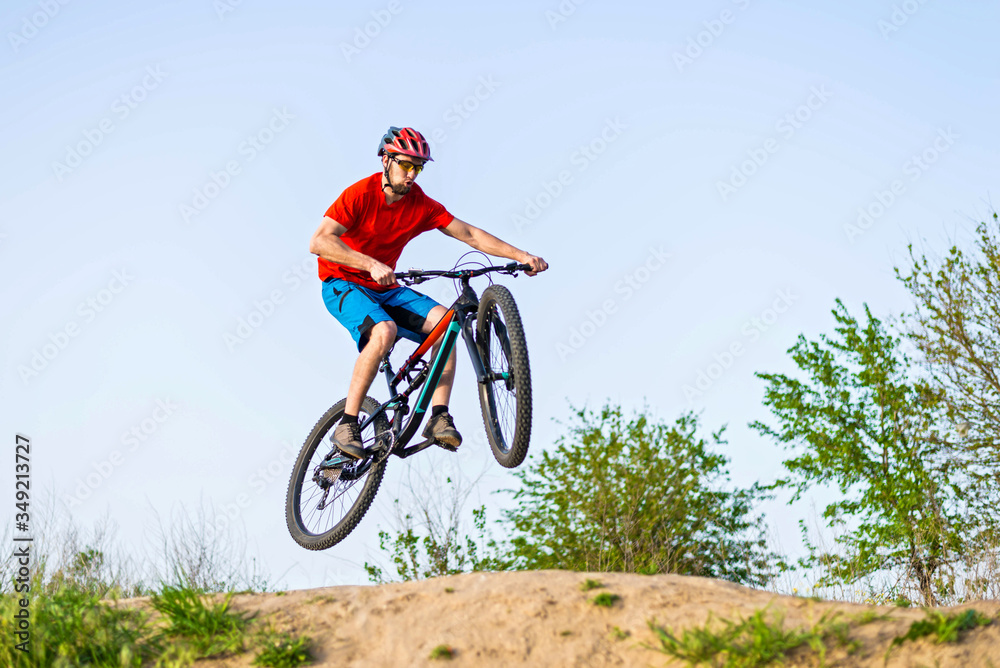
[357,275,495,459]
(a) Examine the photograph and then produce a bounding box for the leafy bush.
[649,608,854,667]
[253,632,313,667]
[886,608,991,662]
[506,404,780,585]
[364,469,511,583]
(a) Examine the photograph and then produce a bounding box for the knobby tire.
[285,396,389,550]
[476,284,532,468]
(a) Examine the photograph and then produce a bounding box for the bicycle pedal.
[433,439,459,453]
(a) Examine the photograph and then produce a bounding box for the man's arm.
[309,216,397,286]
[440,218,548,275]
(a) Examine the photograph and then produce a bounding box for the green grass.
[0,578,318,667]
[609,626,630,640]
[429,644,456,660]
[885,609,992,662]
[648,608,855,668]
[0,581,157,667]
[444,587,455,593]
[580,578,604,592]
[150,585,255,658]
[252,632,313,667]
[591,592,621,607]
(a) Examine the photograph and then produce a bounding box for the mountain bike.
[285,262,533,551]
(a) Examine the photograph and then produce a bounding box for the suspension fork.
[459,310,490,384]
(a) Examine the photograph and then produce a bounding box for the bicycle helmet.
[377,126,433,162]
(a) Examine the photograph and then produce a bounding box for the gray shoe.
[422,411,462,451]
[331,421,366,459]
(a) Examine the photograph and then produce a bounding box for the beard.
[384,172,412,195]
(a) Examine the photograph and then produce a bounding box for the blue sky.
[2,0,998,590]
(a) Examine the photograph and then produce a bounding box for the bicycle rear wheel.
[285,396,390,550]
[476,284,532,468]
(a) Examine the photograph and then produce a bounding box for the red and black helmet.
[377,126,433,162]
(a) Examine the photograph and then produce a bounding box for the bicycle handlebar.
[394,262,531,285]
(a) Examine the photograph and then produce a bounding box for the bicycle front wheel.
[476,284,532,468]
[285,396,390,550]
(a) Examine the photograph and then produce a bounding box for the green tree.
[505,404,779,587]
[751,299,991,605]
[897,212,1000,470]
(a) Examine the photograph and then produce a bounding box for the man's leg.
[345,320,397,416]
[331,320,396,458]
[321,278,398,458]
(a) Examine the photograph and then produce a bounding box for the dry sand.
[128,570,1000,667]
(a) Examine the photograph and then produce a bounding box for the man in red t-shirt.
[309,126,547,458]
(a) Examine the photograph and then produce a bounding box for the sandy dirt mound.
[140,570,999,667]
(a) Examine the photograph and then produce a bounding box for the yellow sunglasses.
[389,154,425,174]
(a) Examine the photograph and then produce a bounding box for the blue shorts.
[322,277,441,352]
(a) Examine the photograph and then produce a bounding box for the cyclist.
[310,126,547,459]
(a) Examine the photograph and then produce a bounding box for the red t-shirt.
[318,173,454,291]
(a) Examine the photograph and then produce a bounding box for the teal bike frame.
[323,265,512,466]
